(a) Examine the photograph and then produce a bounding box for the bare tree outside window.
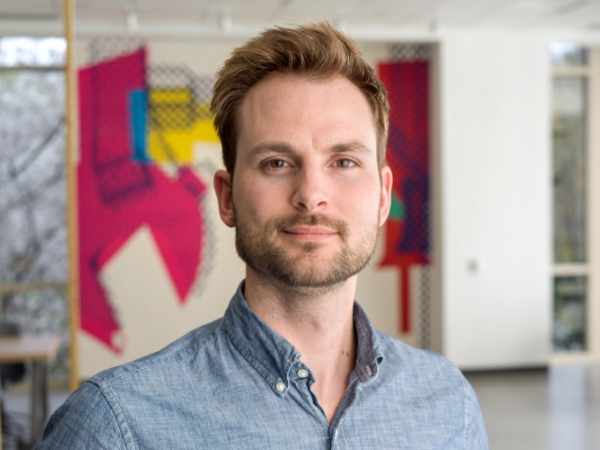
[550,43,590,354]
[0,37,69,380]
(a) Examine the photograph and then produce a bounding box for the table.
[0,334,61,446]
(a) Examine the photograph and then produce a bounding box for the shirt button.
[297,369,309,379]
[275,381,285,392]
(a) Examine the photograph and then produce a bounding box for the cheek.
[337,178,380,212]
[233,176,289,219]
[335,189,380,234]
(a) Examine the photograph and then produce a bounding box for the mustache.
[272,213,349,237]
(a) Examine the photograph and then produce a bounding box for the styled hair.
[211,21,389,174]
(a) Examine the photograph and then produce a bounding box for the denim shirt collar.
[353,299,385,382]
[221,281,385,396]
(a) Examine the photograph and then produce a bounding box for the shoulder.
[374,332,477,417]
[39,319,228,449]
[89,318,225,387]
[376,331,466,385]
[39,381,128,449]
[375,332,489,448]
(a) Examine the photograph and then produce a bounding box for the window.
[0,37,69,380]
[551,43,600,361]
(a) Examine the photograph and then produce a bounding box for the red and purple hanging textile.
[378,60,430,334]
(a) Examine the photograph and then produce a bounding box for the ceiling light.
[219,11,232,34]
[126,11,138,33]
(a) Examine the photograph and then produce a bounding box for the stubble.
[233,205,379,289]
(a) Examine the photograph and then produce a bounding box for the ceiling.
[1,0,600,37]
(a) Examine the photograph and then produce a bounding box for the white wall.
[440,31,552,369]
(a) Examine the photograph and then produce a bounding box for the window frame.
[551,48,600,365]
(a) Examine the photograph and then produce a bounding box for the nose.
[291,166,327,212]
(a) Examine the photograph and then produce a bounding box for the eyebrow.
[330,141,373,155]
[248,143,294,156]
[248,141,373,157]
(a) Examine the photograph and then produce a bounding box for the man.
[39,22,488,449]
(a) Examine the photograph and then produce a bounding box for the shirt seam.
[463,378,471,448]
[87,381,137,450]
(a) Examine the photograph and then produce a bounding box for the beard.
[233,205,379,288]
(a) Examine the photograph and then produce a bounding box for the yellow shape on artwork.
[148,88,220,164]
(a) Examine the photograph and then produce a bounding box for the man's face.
[214,73,392,288]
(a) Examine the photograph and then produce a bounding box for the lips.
[272,213,349,241]
[282,226,337,241]
[283,226,336,235]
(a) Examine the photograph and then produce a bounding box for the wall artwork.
[78,46,218,355]
[378,55,430,341]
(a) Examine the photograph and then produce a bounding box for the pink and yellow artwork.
[78,48,214,353]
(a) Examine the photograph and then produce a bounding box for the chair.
[0,321,27,448]
[0,322,26,389]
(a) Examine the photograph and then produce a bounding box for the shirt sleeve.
[37,381,129,450]
[464,382,489,450]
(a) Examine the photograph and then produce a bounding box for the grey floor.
[465,365,600,450]
[2,365,599,449]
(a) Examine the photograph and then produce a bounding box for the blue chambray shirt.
[39,283,488,449]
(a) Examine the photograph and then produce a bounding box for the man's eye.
[266,159,288,168]
[335,159,355,168]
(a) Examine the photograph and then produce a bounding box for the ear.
[378,165,393,227]
[214,169,235,228]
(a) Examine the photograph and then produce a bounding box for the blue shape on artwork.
[129,89,150,162]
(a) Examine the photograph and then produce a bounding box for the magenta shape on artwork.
[78,48,206,353]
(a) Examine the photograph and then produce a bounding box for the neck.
[243,267,357,423]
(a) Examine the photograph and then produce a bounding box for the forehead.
[236,73,377,153]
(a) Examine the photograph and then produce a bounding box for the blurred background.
[0,0,599,448]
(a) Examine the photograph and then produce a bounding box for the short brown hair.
[211,21,389,174]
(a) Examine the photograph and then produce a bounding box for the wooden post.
[63,0,80,393]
